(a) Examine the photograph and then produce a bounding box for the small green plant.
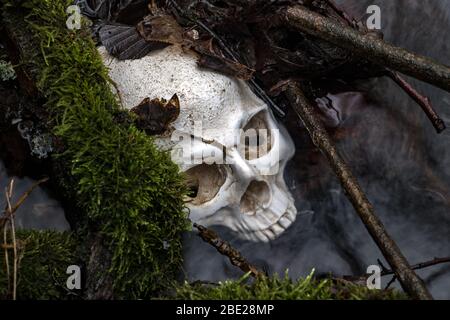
[174,271,408,300]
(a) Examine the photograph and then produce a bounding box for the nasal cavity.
[240,181,271,216]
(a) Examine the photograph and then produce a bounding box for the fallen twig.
[193,223,265,278]
[283,82,433,300]
[281,5,450,93]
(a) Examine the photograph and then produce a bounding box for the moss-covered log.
[1,0,189,299]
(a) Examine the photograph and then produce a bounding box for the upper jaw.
[241,194,297,242]
[196,186,297,242]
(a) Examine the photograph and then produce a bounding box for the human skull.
[99,45,297,242]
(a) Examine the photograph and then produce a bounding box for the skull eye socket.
[242,111,273,160]
[184,164,227,205]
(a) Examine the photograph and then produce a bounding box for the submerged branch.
[283,82,433,300]
[281,6,450,93]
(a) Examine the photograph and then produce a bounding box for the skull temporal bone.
[99,45,297,242]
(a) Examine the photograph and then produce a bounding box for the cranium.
[99,45,297,242]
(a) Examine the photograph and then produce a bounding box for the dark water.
[2,0,449,299]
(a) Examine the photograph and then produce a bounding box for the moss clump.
[0,230,79,300]
[174,272,408,300]
[2,0,188,298]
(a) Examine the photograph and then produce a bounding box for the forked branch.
[281,6,450,93]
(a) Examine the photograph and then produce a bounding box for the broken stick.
[284,82,433,300]
[281,6,450,93]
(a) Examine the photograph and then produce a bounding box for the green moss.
[0,230,79,300]
[174,271,408,300]
[2,0,189,298]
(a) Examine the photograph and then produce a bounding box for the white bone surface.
[99,45,297,242]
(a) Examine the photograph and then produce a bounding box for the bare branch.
[281,6,450,93]
[387,70,446,133]
[193,223,265,278]
[343,257,450,288]
[283,82,433,300]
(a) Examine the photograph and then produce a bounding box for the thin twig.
[283,82,433,300]
[3,214,10,297]
[382,257,450,277]
[385,276,397,289]
[1,178,48,299]
[5,180,17,300]
[193,223,265,278]
[281,5,450,93]
[387,70,446,133]
[0,177,49,228]
[343,257,450,289]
